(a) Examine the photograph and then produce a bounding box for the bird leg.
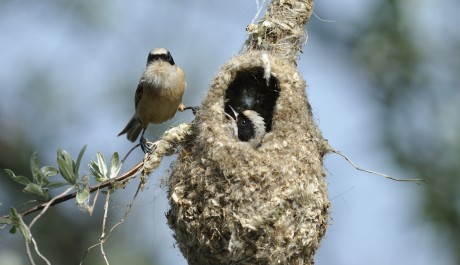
[140,128,155,154]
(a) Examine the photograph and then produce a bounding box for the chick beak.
[225,105,239,121]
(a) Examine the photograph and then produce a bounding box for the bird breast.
[137,63,186,124]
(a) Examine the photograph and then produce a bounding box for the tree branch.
[12,162,143,219]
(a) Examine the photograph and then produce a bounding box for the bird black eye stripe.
[147,53,175,65]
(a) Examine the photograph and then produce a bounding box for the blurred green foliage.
[348,1,460,264]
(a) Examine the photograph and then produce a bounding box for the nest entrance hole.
[224,67,280,132]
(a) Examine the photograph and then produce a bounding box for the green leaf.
[36,166,59,186]
[89,160,106,182]
[57,157,74,184]
[5,169,30,186]
[81,175,89,186]
[89,152,109,182]
[57,149,76,184]
[74,145,87,176]
[44,181,70,189]
[39,166,59,178]
[30,152,40,183]
[7,208,31,242]
[23,183,48,199]
[8,208,20,234]
[76,188,90,205]
[96,152,107,177]
[0,216,12,225]
[109,152,121,179]
[18,222,32,243]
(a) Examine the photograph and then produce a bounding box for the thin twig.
[22,187,74,265]
[24,235,36,265]
[80,179,142,265]
[29,186,74,228]
[1,162,143,220]
[21,215,51,265]
[122,143,141,163]
[79,190,112,265]
[106,181,142,235]
[100,190,111,265]
[329,148,425,185]
[31,236,51,265]
[80,241,100,265]
[79,181,143,265]
[87,189,100,216]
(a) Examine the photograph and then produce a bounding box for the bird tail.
[118,115,143,142]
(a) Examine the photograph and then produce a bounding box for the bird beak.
[225,105,238,121]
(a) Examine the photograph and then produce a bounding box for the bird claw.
[140,137,156,154]
[183,106,199,115]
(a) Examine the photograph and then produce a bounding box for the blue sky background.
[0,1,455,264]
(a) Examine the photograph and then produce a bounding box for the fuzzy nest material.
[167,51,330,265]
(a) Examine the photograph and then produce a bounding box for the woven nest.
[167,51,330,265]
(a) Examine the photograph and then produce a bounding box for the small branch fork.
[79,181,144,265]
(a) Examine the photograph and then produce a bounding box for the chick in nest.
[225,106,266,148]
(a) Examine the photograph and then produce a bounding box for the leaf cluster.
[1,145,122,235]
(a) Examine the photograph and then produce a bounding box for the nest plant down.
[167,51,330,265]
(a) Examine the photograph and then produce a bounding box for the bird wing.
[134,82,143,110]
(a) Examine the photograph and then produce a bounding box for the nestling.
[226,106,266,148]
[118,48,187,152]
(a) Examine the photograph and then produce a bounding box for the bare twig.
[100,190,111,265]
[329,148,425,185]
[106,181,142,235]
[23,187,74,265]
[21,215,51,265]
[80,181,143,265]
[24,238,36,265]
[87,189,100,216]
[29,186,74,228]
[31,236,51,265]
[80,241,99,265]
[122,143,141,163]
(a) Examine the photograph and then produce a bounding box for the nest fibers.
[167,51,330,265]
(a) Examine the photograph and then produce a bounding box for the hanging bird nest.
[167,50,330,265]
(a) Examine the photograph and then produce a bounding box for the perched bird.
[118,48,186,152]
[225,106,266,148]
